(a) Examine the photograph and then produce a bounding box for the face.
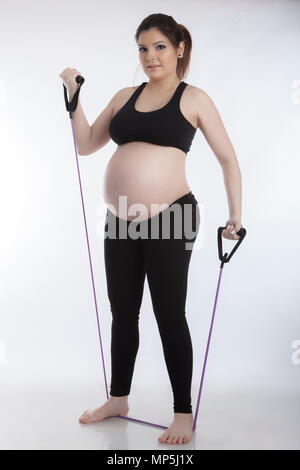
[137,28,184,79]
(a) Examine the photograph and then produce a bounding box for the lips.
[147,65,161,68]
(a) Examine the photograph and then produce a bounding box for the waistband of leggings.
[106,191,198,223]
[170,191,198,207]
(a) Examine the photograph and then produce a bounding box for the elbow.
[77,137,109,156]
[77,144,92,156]
[219,153,239,169]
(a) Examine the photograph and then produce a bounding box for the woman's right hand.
[59,67,82,95]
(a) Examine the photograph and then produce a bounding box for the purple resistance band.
[63,76,246,433]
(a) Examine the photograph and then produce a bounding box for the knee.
[153,304,187,328]
[110,304,141,324]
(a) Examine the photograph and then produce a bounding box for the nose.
[145,49,158,62]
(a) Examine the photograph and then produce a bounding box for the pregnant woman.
[60,13,243,445]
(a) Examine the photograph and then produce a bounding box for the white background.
[0,0,299,449]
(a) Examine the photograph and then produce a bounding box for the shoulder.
[185,84,219,127]
[110,85,140,115]
[185,84,214,107]
[112,85,139,103]
[185,84,211,101]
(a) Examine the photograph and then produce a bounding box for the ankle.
[109,394,129,401]
[174,412,193,417]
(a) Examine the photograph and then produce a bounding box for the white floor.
[1,380,299,450]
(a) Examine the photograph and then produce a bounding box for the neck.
[146,76,181,92]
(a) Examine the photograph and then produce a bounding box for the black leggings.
[104,191,200,414]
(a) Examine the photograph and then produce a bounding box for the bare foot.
[158,412,194,444]
[79,395,129,424]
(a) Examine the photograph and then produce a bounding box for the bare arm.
[67,90,93,156]
[73,94,114,156]
[70,87,124,156]
[195,88,242,220]
[79,87,130,156]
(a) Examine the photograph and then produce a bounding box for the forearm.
[221,160,242,220]
[68,89,92,155]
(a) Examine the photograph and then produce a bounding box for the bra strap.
[171,81,187,106]
[129,82,147,106]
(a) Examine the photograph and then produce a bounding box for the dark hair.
[135,13,192,81]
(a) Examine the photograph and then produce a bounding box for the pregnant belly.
[103,142,190,221]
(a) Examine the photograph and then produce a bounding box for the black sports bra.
[109,81,197,154]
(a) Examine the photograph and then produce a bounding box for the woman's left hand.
[222,219,243,240]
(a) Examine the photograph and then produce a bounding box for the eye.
[139,45,166,52]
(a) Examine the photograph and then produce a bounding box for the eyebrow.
[138,40,167,46]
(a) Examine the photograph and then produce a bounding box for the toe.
[178,436,183,444]
[79,411,90,423]
[172,435,178,444]
[159,432,167,443]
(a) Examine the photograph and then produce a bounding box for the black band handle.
[218,226,247,268]
[63,75,85,119]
